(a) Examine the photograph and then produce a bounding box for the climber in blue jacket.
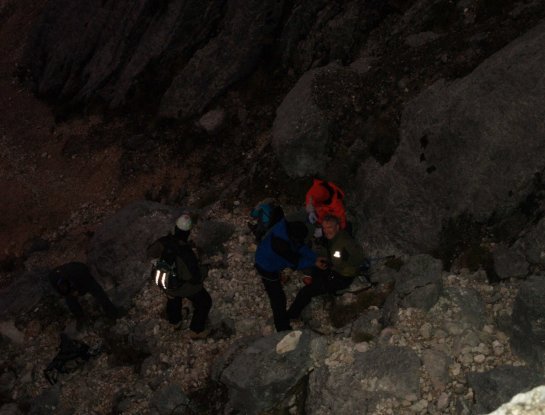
[255,219,326,331]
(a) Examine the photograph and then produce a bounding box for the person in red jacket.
[305,178,347,230]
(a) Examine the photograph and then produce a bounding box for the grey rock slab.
[0,269,51,319]
[218,330,316,414]
[422,349,451,392]
[395,254,443,310]
[514,216,545,266]
[272,65,337,177]
[492,243,529,280]
[468,365,545,414]
[306,346,421,414]
[149,383,191,415]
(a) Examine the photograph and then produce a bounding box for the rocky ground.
[2,0,545,413]
[0,199,530,414]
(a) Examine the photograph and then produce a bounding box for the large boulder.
[0,269,51,319]
[149,384,191,415]
[87,201,182,306]
[353,19,545,255]
[272,65,336,177]
[468,365,545,414]
[380,254,443,326]
[216,330,322,414]
[395,254,443,310]
[429,286,487,336]
[510,276,545,371]
[513,216,545,266]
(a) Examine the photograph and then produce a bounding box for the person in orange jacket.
[305,178,347,230]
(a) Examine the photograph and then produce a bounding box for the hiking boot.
[187,329,210,340]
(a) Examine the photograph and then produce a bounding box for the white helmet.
[175,214,192,231]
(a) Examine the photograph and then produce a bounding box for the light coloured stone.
[487,385,545,414]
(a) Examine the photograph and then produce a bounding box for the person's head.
[322,215,341,240]
[174,213,192,241]
[286,221,308,245]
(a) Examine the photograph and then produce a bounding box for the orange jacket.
[305,178,347,228]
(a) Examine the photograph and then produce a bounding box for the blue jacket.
[255,219,317,272]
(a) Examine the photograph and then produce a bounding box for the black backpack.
[44,334,102,384]
[152,236,185,290]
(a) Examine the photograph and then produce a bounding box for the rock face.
[354,19,545,255]
[510,276,545,371]
[24,0,284,119]
[24,0,223,110]
[159,0,285,119]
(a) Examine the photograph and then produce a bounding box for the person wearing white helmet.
[147,213,212,340]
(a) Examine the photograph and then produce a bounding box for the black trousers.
[287,268,354,319]
[166,288,212,333]
[256,265,292,332]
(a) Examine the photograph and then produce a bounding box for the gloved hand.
[308,210,318,224]
[313,227,323,238]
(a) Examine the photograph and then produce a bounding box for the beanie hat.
[175,214,192,231]
[286,221,308,243]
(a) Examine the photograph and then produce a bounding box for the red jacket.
[305,178,347,228]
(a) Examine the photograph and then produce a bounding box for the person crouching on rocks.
[287,214,364,321]
[255,219,326,332]
[48,261,120,329]
[147,214,212,340]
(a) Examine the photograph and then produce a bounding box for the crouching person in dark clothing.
[147,214,212,340]
[255,219,324,332]
[288,215,364,320]
[49,262,119,325]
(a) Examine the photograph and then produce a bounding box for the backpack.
[249,202,285,242]
[44,333,102,384]
[152,236,185,291]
